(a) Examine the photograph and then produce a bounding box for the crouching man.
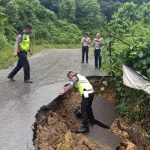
[59,71,95,133]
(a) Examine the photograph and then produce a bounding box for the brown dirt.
[89,76,116,103]
[33,77,114,150]
[111,118,150,150]
[33,76,149,150]
[33,90,110,150]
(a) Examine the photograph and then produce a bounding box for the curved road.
[0,49,106,150]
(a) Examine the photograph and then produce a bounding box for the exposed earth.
[33,77,120,150]
[33,77,150,150]
[0,49,149,150]
[0,49,106,150]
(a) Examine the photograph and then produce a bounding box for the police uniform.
[81,37,90,63]
[8,33,31,81]
[70,74,94,132]
[93,38,103,69]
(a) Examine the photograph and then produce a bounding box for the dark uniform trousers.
[94,49,101,68]
[81,93,94,127]
[82,46,89,62]
[8,51,30,81]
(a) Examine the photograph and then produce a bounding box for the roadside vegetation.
[0,0,150,134]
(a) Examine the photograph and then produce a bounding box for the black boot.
[74,106,82,118]
[7,76,15,82]
[73,126,89,134]
[24,79,33,83]
[89,119,95,126]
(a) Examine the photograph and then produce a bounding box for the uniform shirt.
[69,74,93,95]
[14,34,22,52]
[81,37,90,46]
[93,38,104,49]
[14,33,30,52]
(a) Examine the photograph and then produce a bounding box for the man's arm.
[13,34,22,56]
[100,38,104,45]
[59,83,74,95]
[88,37,91,44]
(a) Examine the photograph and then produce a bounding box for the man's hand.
[59,88,65,95]
[29,51,33,55]
[58,84,72,95]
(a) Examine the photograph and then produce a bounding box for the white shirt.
[93,38,104,49]
[81,37,90,46]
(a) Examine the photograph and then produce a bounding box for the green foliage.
[59,0,76,23]
[0,6,9,49]
[39,0,108,35]
[97,0,121,21]
[102,2,150,134]
[0,0,149,135]
[1,0,82,44]
[39,0,60,14]
[75,0,107,35]
[109,2,150,34]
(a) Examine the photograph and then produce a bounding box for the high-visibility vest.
[75,74,93,95]
[20,34,30,52]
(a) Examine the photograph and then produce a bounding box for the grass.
[0,43,81,69]
[0,46,17,69]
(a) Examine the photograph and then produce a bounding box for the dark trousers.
[94,49,101,68]
[81,93,94,127]
[82,46,89,62]
[8,52,30,81]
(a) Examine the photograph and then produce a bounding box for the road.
[0,49,105,150]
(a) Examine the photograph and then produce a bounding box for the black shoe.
[95,67,98,69]
[89,119,95,126]
[86,61,88,63]
[81,61,84,63]
[74,107,82,118]
[73,126,89,134]
[24,79,33,83]
[7,76,15,82]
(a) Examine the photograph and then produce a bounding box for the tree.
[58,0,76,23]
[75,0,107,35]
[0,7,9,49]
[0,0,11,6]
[97,0,121,21]
[39,0,60,14]
[109,2,150,34]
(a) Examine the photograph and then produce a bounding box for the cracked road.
[0,49,104,150]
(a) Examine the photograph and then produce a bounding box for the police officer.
[92,32,104,69]
[8,25,33,83]
[81,33,91,63]
[60,71,95,133]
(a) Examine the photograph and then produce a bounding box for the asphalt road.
[0,49,105,150]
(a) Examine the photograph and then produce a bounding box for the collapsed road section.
[33,76,122,150]
[33,76,150,150]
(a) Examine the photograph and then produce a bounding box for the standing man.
[7,25,33,83]
[59,71,95,133]
[81,33,91,63]
[92,32,104,69]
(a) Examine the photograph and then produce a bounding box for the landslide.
[33,76,114,150]
[33,76,150,150]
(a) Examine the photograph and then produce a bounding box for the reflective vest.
[20,34,30,52]
[75,74,93,95]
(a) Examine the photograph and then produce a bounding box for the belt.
[87,90,94,94]
[84,89,94,94]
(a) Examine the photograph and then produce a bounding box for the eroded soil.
[111,118,150,150]
[33,91,111,150]
[33,77,150,150]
